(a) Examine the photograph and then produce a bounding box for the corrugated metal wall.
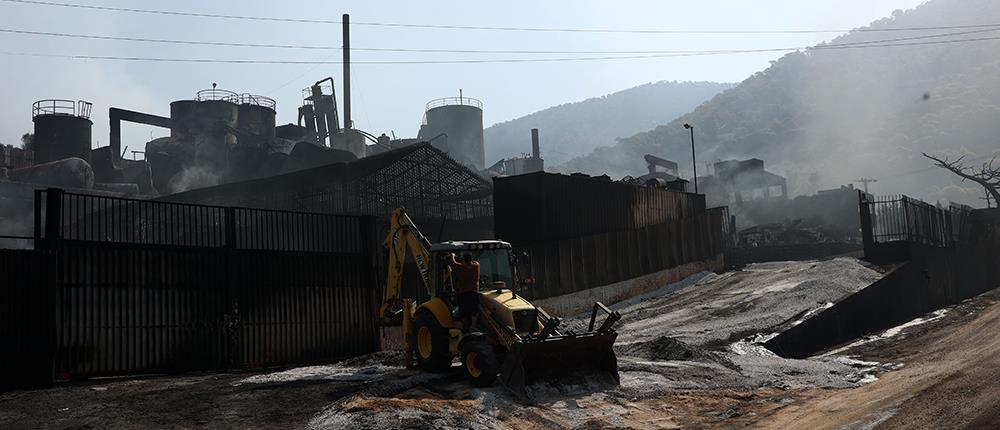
[494,172,707,244]
[519,208,728,300]
[0,249,54,389]
[1,189,378,387]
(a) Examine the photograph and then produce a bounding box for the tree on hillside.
[922,152,1000,207]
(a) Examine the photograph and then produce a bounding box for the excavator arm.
[379,208,434,324]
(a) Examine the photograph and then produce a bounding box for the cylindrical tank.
[418,97,485,170]
[237,94,277,147]
[339,129,367,159]
[9,157,95,189]
[170,97,238,172]
[32,99,93,164]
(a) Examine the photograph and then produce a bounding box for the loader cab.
[428,240,517,296]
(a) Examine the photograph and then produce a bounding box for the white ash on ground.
[5,268,996,429]
[293,258,893,429]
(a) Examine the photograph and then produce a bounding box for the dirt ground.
[753,290,1000,430]
[2,258,999,429]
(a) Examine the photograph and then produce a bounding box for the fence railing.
[32,99,92,119]
[860,193,970,248]
[37,188,367,254]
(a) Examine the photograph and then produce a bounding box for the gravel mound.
[617,336,740,370]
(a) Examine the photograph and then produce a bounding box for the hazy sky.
[0,0,927,154]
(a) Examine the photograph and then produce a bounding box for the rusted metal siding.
[494,172,706,244]
[519,207,728,300]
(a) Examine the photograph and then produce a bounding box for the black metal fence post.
[859,190,875,255]
[42,188,64,249]
[223,206,240,368]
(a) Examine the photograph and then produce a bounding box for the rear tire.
[460,340,499,387]
[413,311,453,372]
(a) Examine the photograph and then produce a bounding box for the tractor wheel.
[413,311,453,372]
[460,339,499,387]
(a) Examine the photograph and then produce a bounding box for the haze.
[0,0,926,153]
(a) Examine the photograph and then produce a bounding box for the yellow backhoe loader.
[378,208,621,399]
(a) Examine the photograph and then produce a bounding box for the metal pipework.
[110,108,172,161]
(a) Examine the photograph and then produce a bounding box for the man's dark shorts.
[457,291,480,318]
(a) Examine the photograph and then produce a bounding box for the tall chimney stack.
[531,128,540,159]
[342,13,352,130]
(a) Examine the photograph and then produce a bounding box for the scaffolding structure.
[164,142,493,222]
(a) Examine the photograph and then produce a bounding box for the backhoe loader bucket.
[499,302,622,401]
[499,332,619,400]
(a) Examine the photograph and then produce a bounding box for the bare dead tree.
[922,152,1000,205]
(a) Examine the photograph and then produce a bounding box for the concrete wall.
[765,210,1000,358]
[532,254,724,316]
[727,242,862,267]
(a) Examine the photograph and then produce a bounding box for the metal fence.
[2,188,378,387]
[519,207,728,300]
[0,249,54,389]
[494,172,708,245]
[860,193,971,248]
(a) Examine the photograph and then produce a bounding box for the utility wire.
[3,26,1000,54]
[4,33,1000,64]
[4,0,1000,35]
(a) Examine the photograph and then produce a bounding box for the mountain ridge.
[556,0,1000,207]
[484,81,732,166]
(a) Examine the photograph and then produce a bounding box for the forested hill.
[484,81,731,166]
[557,0,1000,207]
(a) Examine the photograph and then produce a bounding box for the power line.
[3,26,999,54]
[4,33,1000,65]
[4,0,1000,35]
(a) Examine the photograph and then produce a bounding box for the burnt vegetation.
[923,152,1000,207]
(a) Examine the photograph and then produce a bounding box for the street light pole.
[683,123,698,194]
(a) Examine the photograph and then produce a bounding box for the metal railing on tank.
[195,88,240,103]
[425,96,483,111]
[239,93,277,110]
[32,99,93,119]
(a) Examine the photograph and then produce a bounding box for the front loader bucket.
[499,332,619,401]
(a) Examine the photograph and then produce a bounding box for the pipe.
[342,13,352,130]
[109,107,172,164]
[531,128,540,159]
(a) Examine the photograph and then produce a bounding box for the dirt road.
[754,291,1000,429]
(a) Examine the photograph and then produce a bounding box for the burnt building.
[698,158,787,207]
[634,154,689,192]
[487,128,544,177]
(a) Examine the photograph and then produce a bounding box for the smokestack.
[531,128,540,159]
[342,13,352,130]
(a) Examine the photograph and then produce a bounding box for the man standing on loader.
[447,253,481,333]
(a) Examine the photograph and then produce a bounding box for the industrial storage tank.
[236,94,277,147]
[228,94,277,181]
[32,99,93,164]
[418,95,485,170]
[169,89,239,172]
